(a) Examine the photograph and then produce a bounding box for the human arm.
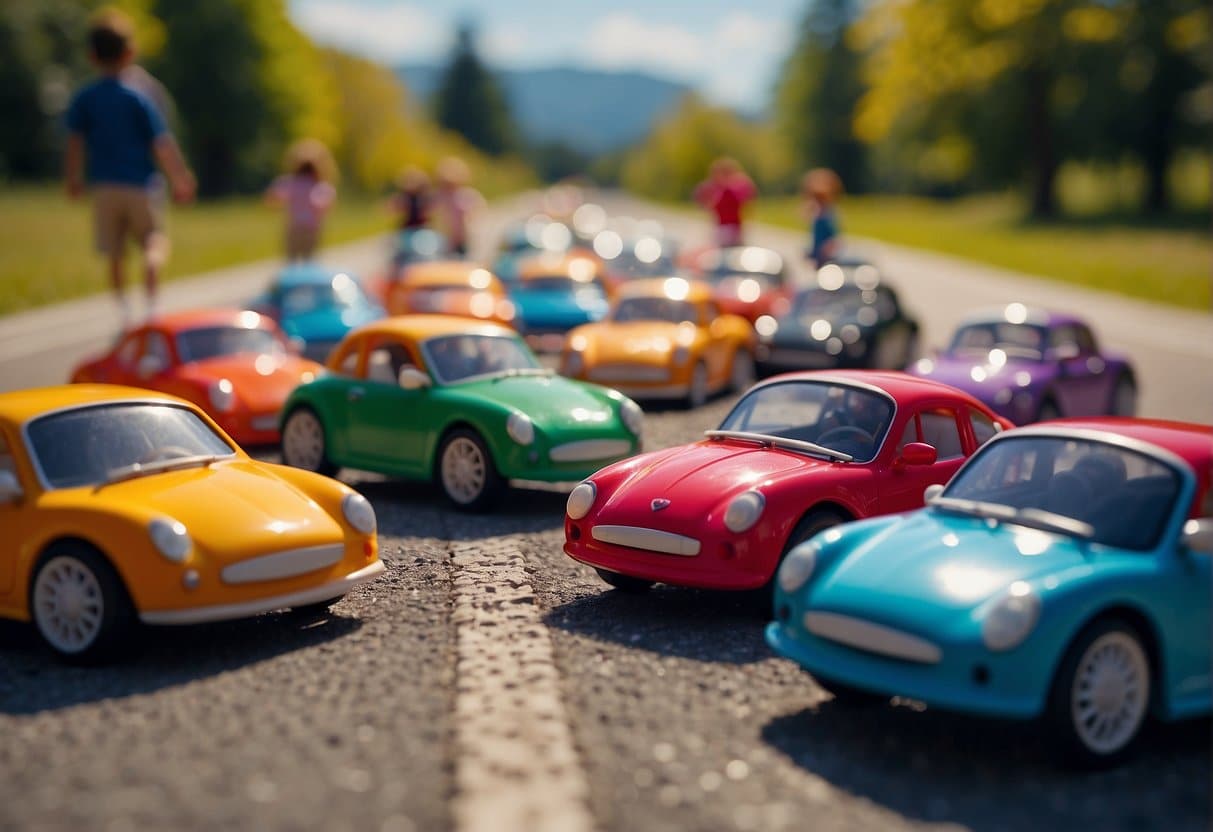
[64,134,85,199]
[153,134,196,203]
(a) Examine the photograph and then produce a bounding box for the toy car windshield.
[948,322,1046,359]
[941,435,1181,550]
[26,403,235,489]
[611,297,696,325]
[421,334,542,384]
[717,380,894,463]
[176,326,280,362]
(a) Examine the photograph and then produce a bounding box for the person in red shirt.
[693,157,757,247]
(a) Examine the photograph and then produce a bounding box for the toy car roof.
[344,314,516,343]
[273,264,361,289]
[0,384,191,426]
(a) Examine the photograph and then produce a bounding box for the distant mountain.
[396,64,691,154]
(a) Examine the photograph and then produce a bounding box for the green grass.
[750,194,1211,311]
[0,186,393,316]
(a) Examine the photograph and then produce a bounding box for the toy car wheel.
[30,543,133,664]
[1036,397,1062,422]
[1047,618,1152,768]
[438,428,504,512]
[813,674,888,707]
[282,408,337,476]
[756,508,848,609]
[686,361,710,409]
[595,568,654,593]
[730,350,756,393]
[1110,375,1137,417]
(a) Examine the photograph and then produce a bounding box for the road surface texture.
[1,192,1209,832]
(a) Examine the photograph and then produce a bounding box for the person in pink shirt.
[265,139,337,262]
[693,157,757,247]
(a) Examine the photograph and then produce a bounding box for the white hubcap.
[1071,631,1149,754]
[442,437,485,503]
[284,411,324,471]
[34,556,104,653]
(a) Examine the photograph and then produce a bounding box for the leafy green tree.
[775,0,868,191]
[148,0,337,195]
[432,24,516,156]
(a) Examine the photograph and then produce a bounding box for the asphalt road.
[0,193,1209,832]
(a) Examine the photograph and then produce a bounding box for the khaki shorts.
[93,184,165,258]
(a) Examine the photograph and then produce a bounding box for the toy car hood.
[808,509,1092,621]
[456,374,617,431]
[77,460,346,563]
[178,355,318,410]
[594,439,837,526]
[914,352,1049,392]
[575,321,699,365]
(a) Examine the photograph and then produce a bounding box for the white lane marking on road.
[449,541,594,832]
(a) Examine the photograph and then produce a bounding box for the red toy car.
[70,309,324,445]
[564,370,1013,592]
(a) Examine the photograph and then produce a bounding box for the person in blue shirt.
[802,168,843,269]
[64,9,195,328]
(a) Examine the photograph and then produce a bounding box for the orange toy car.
[385,261,516,327]
[70,309,324,445]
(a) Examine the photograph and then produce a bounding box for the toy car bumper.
[564,527,773,591]
[764,618,1043,719]
[139,560,385,625]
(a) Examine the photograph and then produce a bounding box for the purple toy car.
[909,304,1136,425]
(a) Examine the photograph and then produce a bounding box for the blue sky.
[290,0,806,109]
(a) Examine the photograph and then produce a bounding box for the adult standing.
[693,157,757,247]
[803,167,844,268]
[433,156,485,257]
[64,8,196,328]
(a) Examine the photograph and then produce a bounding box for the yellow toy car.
[559,277,756,407]
[0,385,384,662]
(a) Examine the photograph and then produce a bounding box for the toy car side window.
[1048,325,1080,356]
[0,433,15,478]
[1074,325,1098,354]
[918,408,964,460]
[969,409,1000,447]
[895,414,921,451]
[366,339,413,385]
[115,333,141,368]
[332,339,362,377]
[143,331,171,365]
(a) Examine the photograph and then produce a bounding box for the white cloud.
[293,0,446,64]
[583,13,705,79]
[581,11,791,109]
[481,24,531,65]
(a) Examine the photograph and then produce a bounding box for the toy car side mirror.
[897,442,937,469]
[923,483,945,503]
[137,354,166,378]
[1181,518,1213,555]
[0,470,23,503]
[398,367,432,390]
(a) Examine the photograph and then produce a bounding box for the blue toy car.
[767,418,1213,767]
[510,254,610,350]
[250,264,384,363]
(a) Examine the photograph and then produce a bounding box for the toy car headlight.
[672,346,689,366]
[778,541,818,593]
[342,492,377,535]
[567,481,596,519]
[149,517,191,563]
[620,399,643,435]
[981,581,1040,651]
[723,490,765,533]
[209,378,236,412]
[507,411,535,445]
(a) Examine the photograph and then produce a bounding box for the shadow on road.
[354,477,568,539]
[761,699,1211,830]
[544,585,772,665]
[0,610,362,715]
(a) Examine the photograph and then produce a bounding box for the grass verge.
[0,186,393,316]
[750,194,1211,311]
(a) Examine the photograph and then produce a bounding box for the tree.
[775,0,868,191]
[432,23,516,156]
[148,0,338,195]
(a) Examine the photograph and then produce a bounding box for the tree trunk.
[1025,66,1057,218]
